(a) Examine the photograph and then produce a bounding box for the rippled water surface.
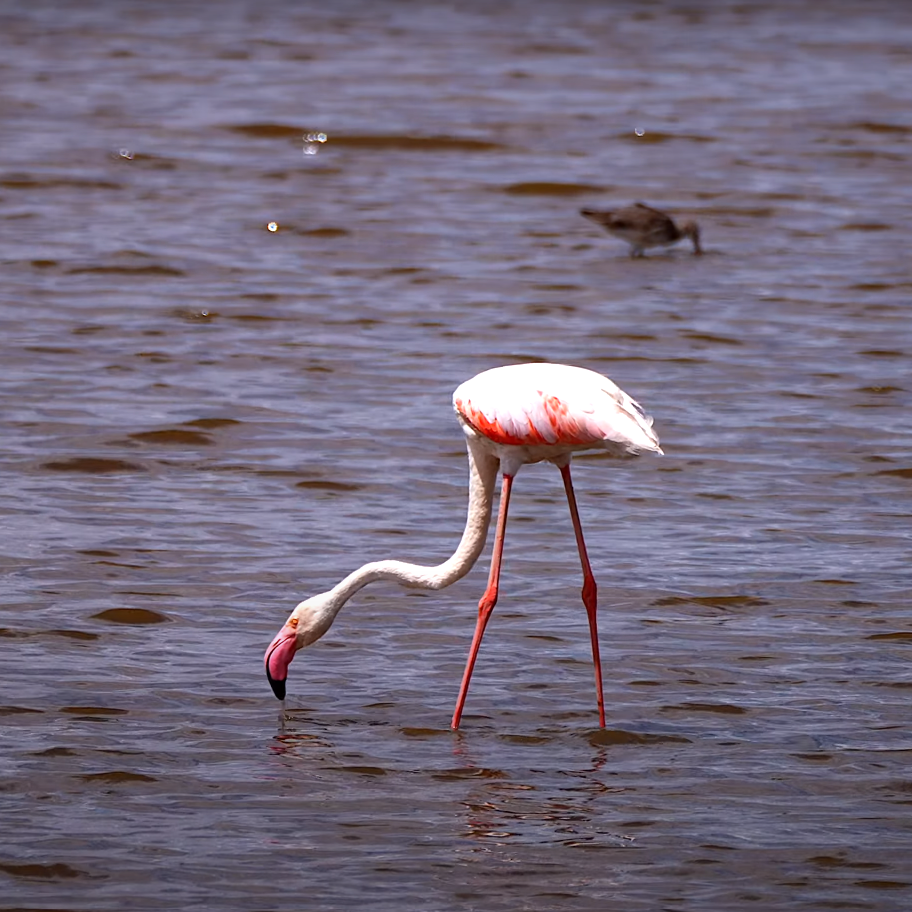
[2,1,912,910]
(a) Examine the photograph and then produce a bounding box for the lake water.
[2,1,911,910]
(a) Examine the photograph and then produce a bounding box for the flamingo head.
[264,594,336,700]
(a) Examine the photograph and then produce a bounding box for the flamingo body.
[454,362,661,467]
[265,362,662,729]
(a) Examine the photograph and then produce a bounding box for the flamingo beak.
[264,622,300,700]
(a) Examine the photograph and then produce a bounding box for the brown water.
[2,1,912,909]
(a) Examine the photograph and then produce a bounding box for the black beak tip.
[266,668,286,701]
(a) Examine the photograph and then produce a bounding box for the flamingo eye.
[289,617,299,628]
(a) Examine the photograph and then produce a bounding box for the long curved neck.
[322,435,499,611]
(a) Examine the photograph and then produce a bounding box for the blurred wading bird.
[264,362,662,729]
[581,202,702,257]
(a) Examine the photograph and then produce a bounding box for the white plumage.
[453,363,661,473]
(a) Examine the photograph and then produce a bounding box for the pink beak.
[264,622,300,700]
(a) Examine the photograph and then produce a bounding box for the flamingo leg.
[451,472,514,730]
[559,462,606,729]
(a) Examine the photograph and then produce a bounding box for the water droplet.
[267,221,278,232]
[302,132,327,156]
[119,148,134,160]
[634,127,645,137]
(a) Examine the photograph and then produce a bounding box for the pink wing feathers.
[453,363,661,456]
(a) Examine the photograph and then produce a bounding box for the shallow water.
[2,1,912,910]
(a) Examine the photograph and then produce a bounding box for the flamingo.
[264,362,663,729]
[581,202,702,258]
